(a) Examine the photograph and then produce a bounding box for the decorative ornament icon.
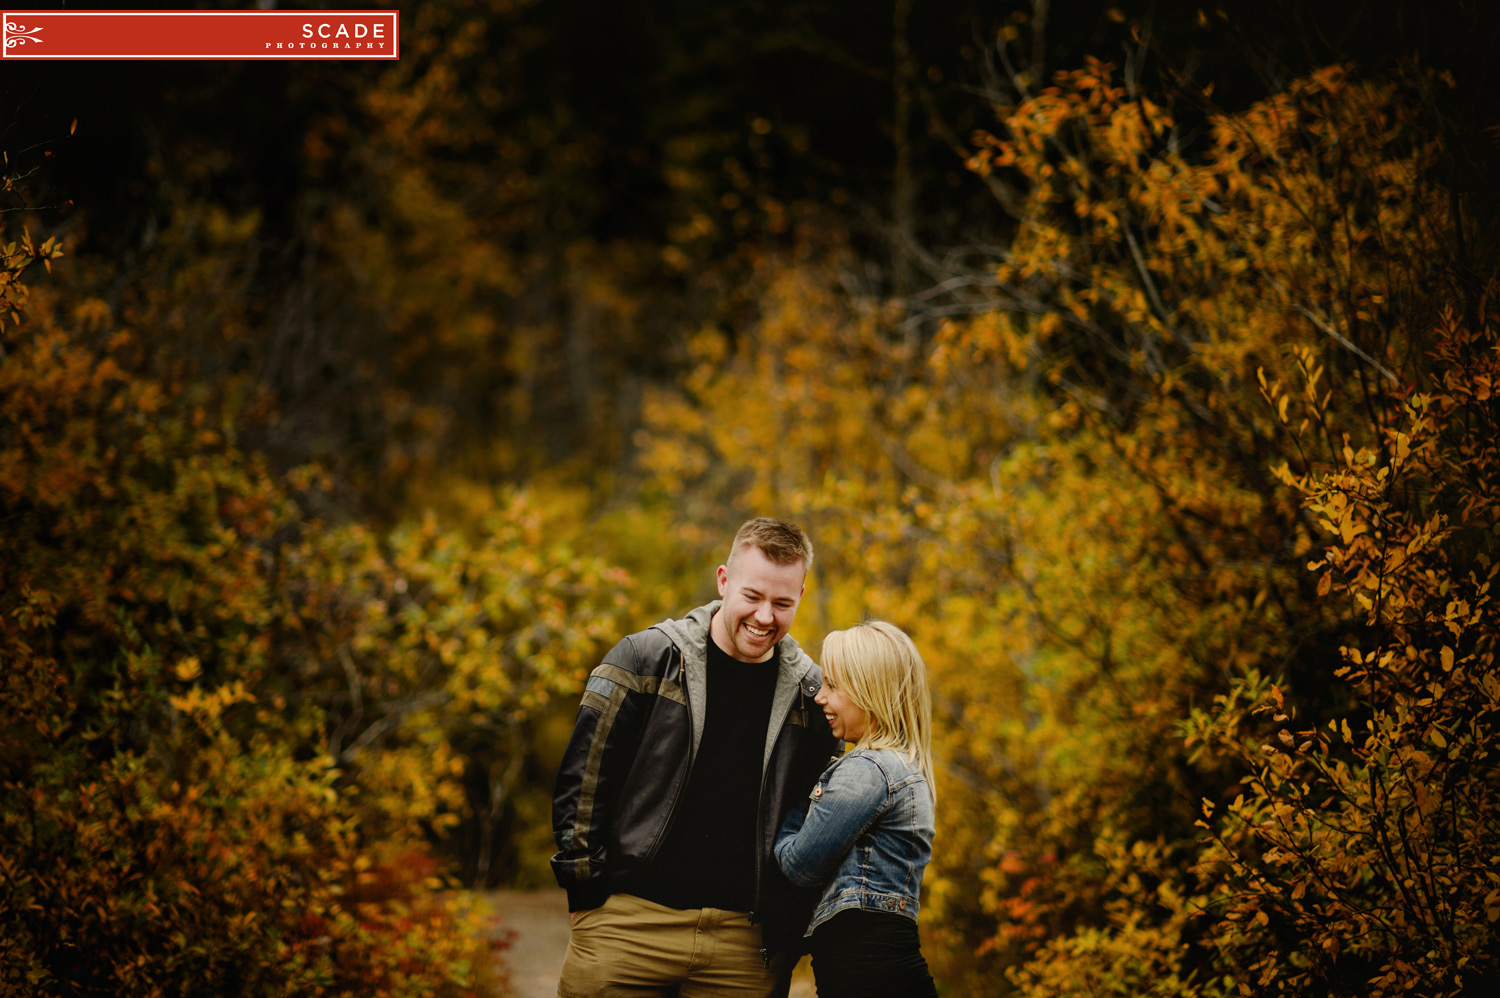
[5,21,45,48]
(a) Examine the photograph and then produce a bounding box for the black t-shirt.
[626,636,779,911]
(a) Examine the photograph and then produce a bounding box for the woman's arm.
[774,754,889,887]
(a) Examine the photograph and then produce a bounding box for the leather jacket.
[774,747,935,934]
[550,601,840,951]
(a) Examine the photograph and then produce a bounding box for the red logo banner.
[0,10,399,60]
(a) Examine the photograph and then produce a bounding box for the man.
[551,517,839,998]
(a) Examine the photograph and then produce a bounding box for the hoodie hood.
[652,600,819,770]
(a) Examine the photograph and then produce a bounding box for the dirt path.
[485,890,572,998]
[483,890,815,997]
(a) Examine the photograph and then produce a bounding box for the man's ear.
[716,564,729,596]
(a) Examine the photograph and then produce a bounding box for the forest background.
[3,1,1499,995]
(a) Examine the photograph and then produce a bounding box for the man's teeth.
[746,625,771,636]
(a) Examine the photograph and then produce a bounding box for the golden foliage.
[1186,310,1500,997]
[0,235,631,994]
[641,61,1496,995]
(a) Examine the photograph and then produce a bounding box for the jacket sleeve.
[774,754,889,887]
[550,635,648,911]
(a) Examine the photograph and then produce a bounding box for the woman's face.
[815,660,869,743]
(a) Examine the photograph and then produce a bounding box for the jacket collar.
[652,600,818,768]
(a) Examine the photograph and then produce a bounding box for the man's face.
[712,544,806,663]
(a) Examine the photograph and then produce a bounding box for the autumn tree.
[0,227,633,993]
[639,55,1498,996]
[1185,307,1500,997]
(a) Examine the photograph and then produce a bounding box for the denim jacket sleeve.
[774,753,889,887]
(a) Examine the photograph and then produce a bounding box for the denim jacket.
[773,746,934,935]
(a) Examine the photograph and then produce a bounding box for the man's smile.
[711,544,806,662]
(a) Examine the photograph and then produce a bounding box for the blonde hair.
[821,620,935,801]
[727,517,814,572]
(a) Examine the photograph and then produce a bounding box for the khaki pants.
[557,892,794,998]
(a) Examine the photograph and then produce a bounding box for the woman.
[774,620,938,998]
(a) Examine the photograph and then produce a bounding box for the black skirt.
[808,908,939,998]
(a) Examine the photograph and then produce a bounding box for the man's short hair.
[728,517,814,572]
